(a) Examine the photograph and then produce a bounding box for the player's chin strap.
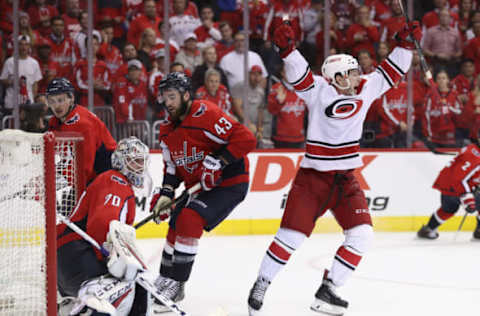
[57,214,190,316]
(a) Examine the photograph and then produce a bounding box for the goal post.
[0,130,85,316]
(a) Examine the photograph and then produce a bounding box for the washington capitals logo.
[65,113,80,125]
[173,141,204,173]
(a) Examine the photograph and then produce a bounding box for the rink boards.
[134,149,478,238]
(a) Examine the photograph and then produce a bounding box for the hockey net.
[0,130,85,316]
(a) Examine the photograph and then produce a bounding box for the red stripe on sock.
[437,208,454,221]
[336,246,362,267]
[268,241,291,262]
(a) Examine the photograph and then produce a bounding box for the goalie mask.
[321,54,359,90]
[112,137,150,188]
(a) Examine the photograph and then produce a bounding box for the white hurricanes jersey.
[283,47,412,171]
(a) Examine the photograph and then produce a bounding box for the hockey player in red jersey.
[57,137,150,315]
[247,20,421,316]
[148,72,256,313]
[47,77,117,185]
[417,129,480,240]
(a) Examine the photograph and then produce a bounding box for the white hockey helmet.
[111,137,150,188]
[321,54,359,89]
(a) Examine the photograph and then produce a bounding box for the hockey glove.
[149,186,174,224]
[201,155,224,191]
[395,21,422,49]
[273,23,296,58]
[460,193,477,213]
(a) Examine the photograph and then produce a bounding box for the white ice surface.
[138,232,480,316]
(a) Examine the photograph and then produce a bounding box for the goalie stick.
[134,183,202,229]
[56,213,190,316]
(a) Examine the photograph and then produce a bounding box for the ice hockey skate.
[151,278,185,314]
[248,276,271,315]
[310,270,348,316]
[417,225,439,239]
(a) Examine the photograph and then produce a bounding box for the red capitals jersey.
[127,14,162,48]
[366,0,392,23]
[422,88,461,145]
[159,100,256,189]
[73,59,111,107]
[195,85,233,116]
[113,77,149,123]
[27,4,58,29]
[36,59,61,94]
[48,105,117,184]
[463,37,480,73]
[97,43,124,76]
[268,82,306,143]
[370,82,408,138]
[48,35,75,81]
[380,16,406,49]
[56,170,136,259]
[264,0,304,41]
[433,144,480,195]
[114,62,148,87]
[346,23,380,58]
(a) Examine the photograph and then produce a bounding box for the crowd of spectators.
[0,0,479,149]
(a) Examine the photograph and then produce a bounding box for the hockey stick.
[453,212,468,241]
[57,213,190,316]
[134,183,201,229]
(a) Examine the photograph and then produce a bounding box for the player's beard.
[168,98,189,122]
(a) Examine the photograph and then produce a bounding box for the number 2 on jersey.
[214,117,232,135]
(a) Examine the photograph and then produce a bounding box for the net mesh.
[0,130,47,315]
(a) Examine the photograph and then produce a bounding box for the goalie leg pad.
[71,277,136,316]
[330,224,373,287]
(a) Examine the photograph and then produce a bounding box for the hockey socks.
[259,227,306,282]
[427,207,454,230]
[159,230,176,278]
[329,224,373,286]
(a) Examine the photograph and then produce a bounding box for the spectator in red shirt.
[35,38,61,94]
[74,35,111,107]
[149,49,167,104]
[113,59,149,123]
[365,0,392,24]
[358,50,377,74]
[114,43,148,87]
[345,5,380,59]
[27,0,59,30]
[5,11,42,56]
[97,21,123,77]
[195,68,239,119]
[452,59,477,139]
[422,70,462,147]
[379,0,406,50]
[214,21,235,62]
[96,0,124,47]
[423,7,463,78]
[151,20,180,63]
[463,21,480,73]
[127,0,162,48]
[62,0,82,40]
[48,16,76,81]
[457,0,475,41]
[422,0,459,30]
[331,0,358,31]
[464,73,480,131]
[368,82,409,148]
[194,5,221,50]
[267,66,307,149]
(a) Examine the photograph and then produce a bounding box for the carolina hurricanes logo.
[65,113,80,125]
[193,103,207,117]
[325,98,363,120]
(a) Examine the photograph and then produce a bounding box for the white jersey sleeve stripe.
[462,166,480,193]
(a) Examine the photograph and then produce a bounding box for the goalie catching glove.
[460,193,477,213]
[105,220,145,281]
[149,186,175,223]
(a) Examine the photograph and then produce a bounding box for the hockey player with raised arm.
[148,72,256,313]
[417,128,480,240]
[247,20,422,316]
[56,137,150,316]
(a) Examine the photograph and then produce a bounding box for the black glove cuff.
[160,187,175,199]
